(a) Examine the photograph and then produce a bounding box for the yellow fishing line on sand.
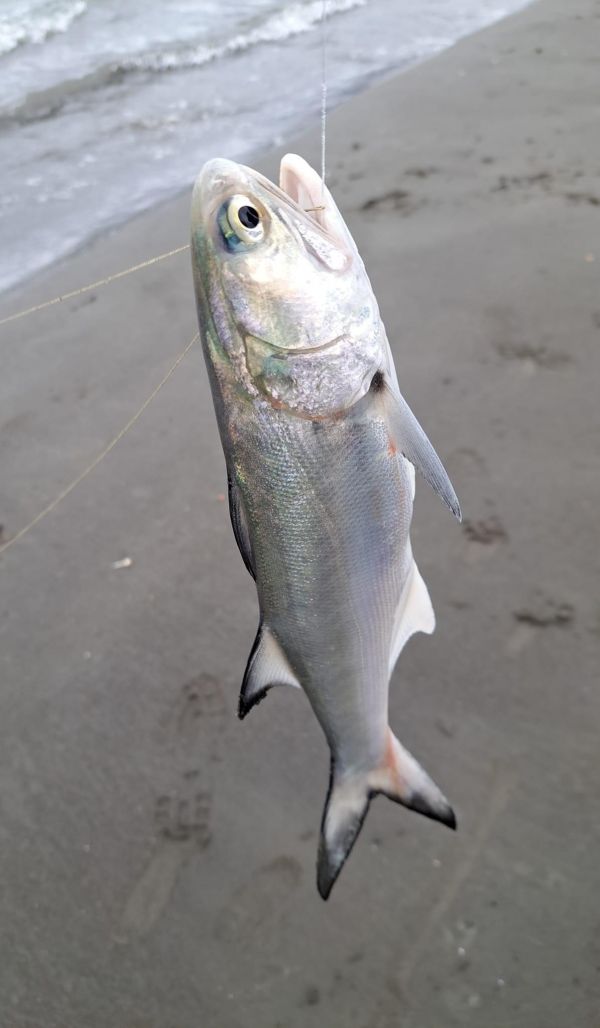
[0,332,199,557]
[0,244,190,328]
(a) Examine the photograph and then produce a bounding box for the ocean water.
[0,0,527,295]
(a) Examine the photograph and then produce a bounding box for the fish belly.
[231,399,414,774]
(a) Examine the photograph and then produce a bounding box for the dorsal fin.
[238,623,301,719]
[227,474,255,579]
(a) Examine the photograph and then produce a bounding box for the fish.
[190,153,460,899]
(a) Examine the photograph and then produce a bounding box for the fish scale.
[233,401,410,767]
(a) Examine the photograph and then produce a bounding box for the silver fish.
[191,154,460,899]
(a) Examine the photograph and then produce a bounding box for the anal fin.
[389,560,435,675]
[228,473,255,580]
[239,623,301,719]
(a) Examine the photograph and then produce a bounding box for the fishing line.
[320,0,328,199]
[1,8,332,553]
[0,243,190,329]
[0,331,199,557]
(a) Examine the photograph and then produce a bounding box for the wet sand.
[1,0,599,1024]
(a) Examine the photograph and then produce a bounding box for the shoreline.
[2,0,600,1025]
[0,0,532,311]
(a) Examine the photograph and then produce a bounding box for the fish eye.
[218,194,264,251]
[238,204,259,228]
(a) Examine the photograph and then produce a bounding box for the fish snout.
[192,158,253,222]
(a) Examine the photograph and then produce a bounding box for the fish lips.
[244,332,380,418]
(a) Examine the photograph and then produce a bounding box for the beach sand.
[1,0,599,1024]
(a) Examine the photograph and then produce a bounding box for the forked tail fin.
[317,729,456,900]
[317,768,371,901]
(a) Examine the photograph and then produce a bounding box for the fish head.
[191,153,384,418]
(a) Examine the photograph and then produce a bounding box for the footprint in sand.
[486,304,571,370]
[160,672,227,762]
[214,855,303,943]
[154,777,212,846]
[359,189,420,215]
[507,592,574,654]
[462,514,508,562]
[121,674,229,936]
[120,774,212,937]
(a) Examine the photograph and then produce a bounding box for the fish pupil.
[238,205,260,229]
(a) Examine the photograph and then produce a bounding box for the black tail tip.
[317,875,333,902]
[316,849,338,901]
[316,800,372,900]
[409,791,457,831]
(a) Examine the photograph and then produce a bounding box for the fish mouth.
[279,153,330,233]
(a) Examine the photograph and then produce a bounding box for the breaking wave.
[0,0,86,56]
[2,0,365,124]
[123,0,366,73]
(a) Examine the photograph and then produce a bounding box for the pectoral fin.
[377,374,461,521]
[239,623,301,719]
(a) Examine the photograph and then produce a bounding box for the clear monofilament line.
[320,0,328,201]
